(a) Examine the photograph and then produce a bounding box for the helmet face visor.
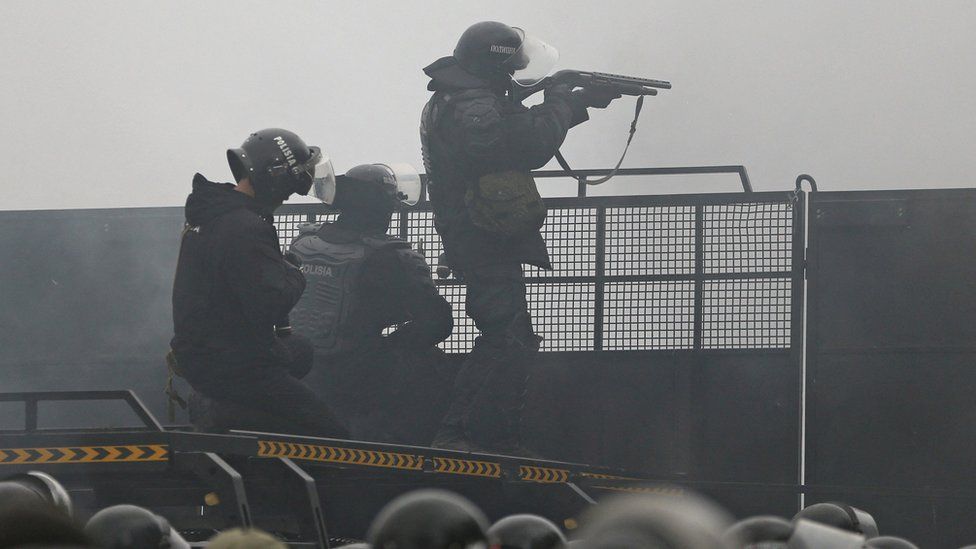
[378,163,423,207]
[292,146,332,197]
[508,28,559,86]
[310,152,337,205]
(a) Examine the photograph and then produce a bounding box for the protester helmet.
[723,515,793,548]
[227,129,333,212]
[793,502,879,538]
[85,504,190,549]
[1,471,73,516]
[787,519,865,549]
[863,536,920,549]
[206,527,287,549]
[578,490,733,549]
[367,489,489,549]
[487,514,566,549]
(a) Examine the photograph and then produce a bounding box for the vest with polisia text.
[289,223,409,356]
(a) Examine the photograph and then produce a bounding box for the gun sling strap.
[554,95,644,186]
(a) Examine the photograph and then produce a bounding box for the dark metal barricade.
[275,167,803,356]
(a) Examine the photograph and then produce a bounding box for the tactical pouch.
[464,171,546,237]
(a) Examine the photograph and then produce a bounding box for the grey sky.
[1,0,973,211]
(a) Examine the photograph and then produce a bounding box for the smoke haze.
[1,0,974,210]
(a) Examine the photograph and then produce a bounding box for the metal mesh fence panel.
[603,281,696,350]
[437,283,478,353]
[703,203,793,274]
[605,206,696,276]
[275,190,802,354]
[527,283,595,351]
[274,213,310,250]
[526,208,598,278]
[407,210,442,277]
[702,278,792,348]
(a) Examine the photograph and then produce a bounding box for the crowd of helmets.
[4,471,976,548]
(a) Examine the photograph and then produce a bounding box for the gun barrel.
[586,71,672,90]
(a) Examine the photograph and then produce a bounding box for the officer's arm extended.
[222,220,306,345]
[453,86,589,172]
[366,248,453,350]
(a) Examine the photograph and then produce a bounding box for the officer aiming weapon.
[515,70,671,186]
[511,69,671,102]
[501,28,672,185]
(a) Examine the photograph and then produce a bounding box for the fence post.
[593,207,607,351]
[693,204,705,349]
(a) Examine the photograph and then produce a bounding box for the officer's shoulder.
[362,234,411,251]
[447,89,502,118]
[226,208,276,237]
[293,221,324,241]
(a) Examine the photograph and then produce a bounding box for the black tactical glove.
[543,83,575,101]
[546,83,590,127]
[574,86,622,109]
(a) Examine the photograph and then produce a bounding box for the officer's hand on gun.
[546,83,622,109]
[574,86,623,109]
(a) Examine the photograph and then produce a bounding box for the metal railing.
[0,391,163,432]
[276,167,802,354]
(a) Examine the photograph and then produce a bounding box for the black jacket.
[420,82,588,270]
[171,174,305,382]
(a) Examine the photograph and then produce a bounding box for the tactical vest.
[288,223,410,357]
[421,90,545,238]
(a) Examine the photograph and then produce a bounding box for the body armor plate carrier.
[289,223,410,356]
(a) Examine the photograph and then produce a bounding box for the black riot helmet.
[793,502,879,538]
[313,163,422,213]
[0,471,73,517]
[454,21,523,80]
[425,22,558,89]
[367,489,489,549]
[487,514,566,549]
[863,536,920,549]
[722,515,793,548]
[578,491,733,549]
[227,129,333,213]
[787,519,864,549]
[85,504,190,549]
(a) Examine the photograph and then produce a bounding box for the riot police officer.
[420,21,620,452]
[288,163,454,445]
[170,128,347,438]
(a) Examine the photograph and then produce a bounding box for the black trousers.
[305,342,457,446]
[186,336,348,438]
[442,263,541,446]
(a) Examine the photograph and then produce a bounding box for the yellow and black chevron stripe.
[587,483,686,496]
[432,457,501,478]
[257,440,423,471]
[0,445,168,465]
[519,465,571,483]
[579,472,640,481]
